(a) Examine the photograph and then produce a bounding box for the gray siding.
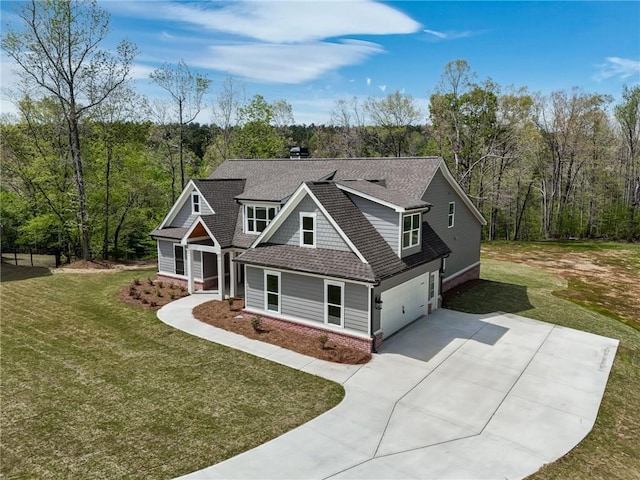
[423,170,482,279]
[245,266,369,334]
[158,240,176,274]
[245,266,264,311]
[169,190,213,228]
[269,195,350,251]
[348,195,399,254]
[192,250,203,280]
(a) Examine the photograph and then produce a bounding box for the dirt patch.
[57,259,157,274]
[118,277,189,310]
[193,299,371,365]
[483,244,640,325]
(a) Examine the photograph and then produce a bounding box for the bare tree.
[2,0,137,259]
[150,60,211,189]
[365,91,421,157]
[210,76,246,164]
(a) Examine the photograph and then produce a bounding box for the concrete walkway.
[158,295,619,480]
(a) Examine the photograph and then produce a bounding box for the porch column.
[229,251,236,298]
[186,247,194,294]
[217,251,224,300]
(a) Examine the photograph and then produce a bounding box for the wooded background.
[1,1,638,262]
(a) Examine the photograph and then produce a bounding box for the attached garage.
[380,271,434,337]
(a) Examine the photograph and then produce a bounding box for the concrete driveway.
[159,299,618,480]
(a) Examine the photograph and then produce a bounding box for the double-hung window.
[191,193,200,214]
[448,202,455,228]
[325,281,344,327]
[174,245,185,275]
[265,271,280,313]
[300,213,316,247]
[246,205,278,234]
[402,213,421,249]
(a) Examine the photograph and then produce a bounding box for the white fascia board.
[158,181,215,229]
[425,161,487,226]
[304,186,368,263]
[249,183,309,248]
[180,216,220,247]
[335,183,406,212]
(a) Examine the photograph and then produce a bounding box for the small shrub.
[141,298,149,305]
[319,333,329,349]
[179,285,186,292]
[169,283,175,290]
[143,289,151,295]
[133,278,141,286]
[157,281,164,288]
[227,297,235,308]
[128,285,136,296]
[168,291,176,300]
[150,301,158,307]
[147,277,154,286]
[155,290,163,297]
[251,316,262,332]
[134,292,141,300]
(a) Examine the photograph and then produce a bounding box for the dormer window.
[191,193,200,214]
[246,205,278,234]
[402,213,421,249]
[300,213,316,247]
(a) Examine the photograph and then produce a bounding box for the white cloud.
[423,28,477,41]
[594,57,640,82]
[196,41,384,84]
[366,77,372,86]
[128,0,421,44]
[378,84,387,92]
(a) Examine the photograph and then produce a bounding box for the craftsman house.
[151,158,486,350]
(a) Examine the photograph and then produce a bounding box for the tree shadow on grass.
[0,263,53,283]
[443,279,534,315]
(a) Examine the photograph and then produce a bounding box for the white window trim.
[264,270,281,314]
[245,204,280,235]
[173,243,186,276]
[324,280,345,328]
[402,212,421,250]
[191,192,200,214]
[448,202,455,228]
[300,212,317,248]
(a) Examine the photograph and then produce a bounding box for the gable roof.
[151,179,245,247]
[211,157,443,202]
[237,181,451,283]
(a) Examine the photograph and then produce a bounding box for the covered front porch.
[182,220,244,300]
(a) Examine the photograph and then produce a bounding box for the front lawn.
[445,244,640,480]
[0,264,344,479]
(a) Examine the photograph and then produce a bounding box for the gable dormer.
[335,181,431,258]
[158,180,215,230]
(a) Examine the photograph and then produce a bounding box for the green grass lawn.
[0,264,344,479]
[445,250,640,480]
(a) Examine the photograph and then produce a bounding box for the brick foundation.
[244,312,373,353]
[442,265,480,293]
[156,274,219,292]
[373,331,384,352]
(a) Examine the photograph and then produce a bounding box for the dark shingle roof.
[237,183,451,282]
[306,182,407,279]
[149,227,189,239]
[151,179,245,246]
[211,157,442,202]
[236,244,376,282]
[335,180,430,211]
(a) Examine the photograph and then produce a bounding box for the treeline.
[1,2,638,263]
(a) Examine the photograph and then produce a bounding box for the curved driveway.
[158,295,618,480]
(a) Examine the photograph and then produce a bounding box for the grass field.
[0,264,344,479]
[446,242,640,479]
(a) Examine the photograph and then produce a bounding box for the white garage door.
[381,272,429,337]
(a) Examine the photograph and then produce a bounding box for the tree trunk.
[102,144,112,259]
[68,112,91,260]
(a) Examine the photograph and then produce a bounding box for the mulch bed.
[118,277,189,310]
[193,299,371,365]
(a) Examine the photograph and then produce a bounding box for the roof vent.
[289,146,309,159]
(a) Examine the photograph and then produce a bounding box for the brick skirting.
[156,274,218,292]
[442,265,481,292]
[244,312,373,353]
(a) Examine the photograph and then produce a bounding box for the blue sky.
[1,1,639,124]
